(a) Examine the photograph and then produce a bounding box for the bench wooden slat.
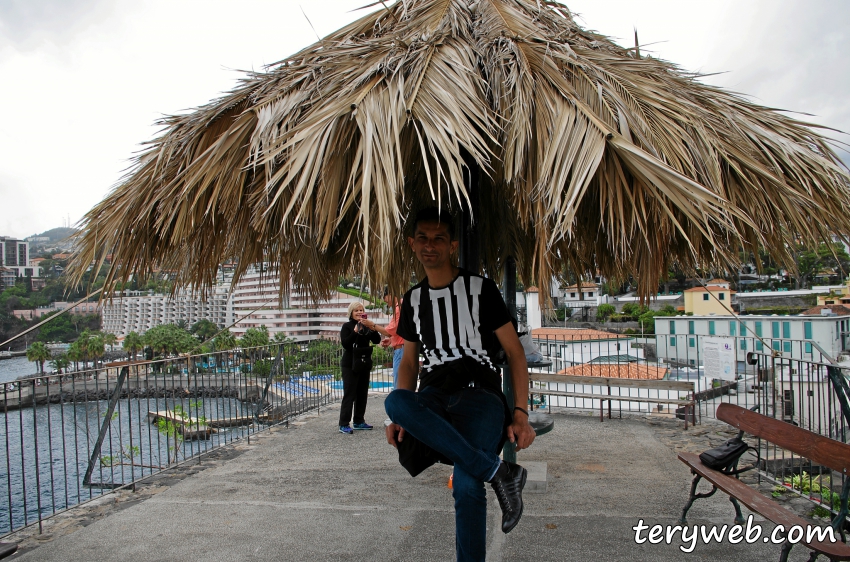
[717,403,850,474]
[530,389,691,405]
[679,452,850,559]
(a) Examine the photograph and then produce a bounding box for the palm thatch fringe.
[69,0,850,304]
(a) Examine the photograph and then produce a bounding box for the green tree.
[240,326,270,349]
[791,242,850,289]
[26,341,51,374]
[191,319,219,342]
[273,331,295,344]
[212,330,237,351]
[49,353,70,374]
[123,331,144,363]
[85,333,106,368]
[596,304,616,322]
[68,340,85,372]
[102,332,117,351]
[143,324,196,358]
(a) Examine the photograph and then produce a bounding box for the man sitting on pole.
[385,207,535,562]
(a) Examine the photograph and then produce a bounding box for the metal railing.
[531,330,850,522]
[0,340,397,537]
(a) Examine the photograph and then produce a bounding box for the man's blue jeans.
[385,387,504,562]
[391,348,404,389]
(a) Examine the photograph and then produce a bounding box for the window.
[782,322,791,339]
[804,322,812,340]
[719,292,726,301]
[740,322,747,335]
[570,292,576,298]
[772,340,780,351]
[708,321,715,336]
[689,337,695,348]
[669,321,676,335]
[702,294,709,301]
[670,336,677,346]
[740,339,747,350]
[755,322,763,337]
[805,343,812,354]
[730,321,736,337]
[689,359,696,366]
[772,322,780,339]
[688,321,695,335]
[588,292,594,298]
[783,341,792,353]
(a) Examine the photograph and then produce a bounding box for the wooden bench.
[679,403,850,561]
[528,372,696,429]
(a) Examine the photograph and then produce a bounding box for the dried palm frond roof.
[68,0,850,302]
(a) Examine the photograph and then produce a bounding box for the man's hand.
[506,412,535,451]
[386,422,406,448]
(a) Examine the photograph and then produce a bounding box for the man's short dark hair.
[413,207,456,240]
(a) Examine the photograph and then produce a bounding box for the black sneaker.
[489,461,527,533]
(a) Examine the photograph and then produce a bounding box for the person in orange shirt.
[380,287,404,389]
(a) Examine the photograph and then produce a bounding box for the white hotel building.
[228,269,390,342]
[102,267,390,342]
[101,284,231,337]
[654,306,850,367]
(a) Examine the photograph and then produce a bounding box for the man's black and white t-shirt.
[397,269,512,373]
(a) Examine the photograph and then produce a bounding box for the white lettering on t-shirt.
[454,276,483,350]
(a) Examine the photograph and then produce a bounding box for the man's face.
[407,220,458,270]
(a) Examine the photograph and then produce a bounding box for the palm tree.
[102,332,118,353]
[67,0,850,303]
[85,333,106,369]
[212,331,237,352]
[26,342,51,374]
[123,331,144,363]
[67,341,84,373]
[50,354,70,374]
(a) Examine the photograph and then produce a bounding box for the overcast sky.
[0,0,847,240]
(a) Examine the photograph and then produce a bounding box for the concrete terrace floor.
[8,395,817,561]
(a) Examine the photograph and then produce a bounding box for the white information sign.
[703,337,737,381]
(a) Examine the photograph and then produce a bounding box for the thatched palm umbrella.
[69,0,850,302]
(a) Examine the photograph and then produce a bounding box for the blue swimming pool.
[329,381,394,390]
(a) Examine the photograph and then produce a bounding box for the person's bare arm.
[494,322,536,451]
[386,340,419,448]
[361,319,390,338]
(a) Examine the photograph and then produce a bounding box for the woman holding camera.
[339,302,383,434]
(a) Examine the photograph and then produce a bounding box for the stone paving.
[1,399,839,561]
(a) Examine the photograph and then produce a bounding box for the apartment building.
[101,284,231,337]
[0,237,39,287]
[654,305,850,366]
[13,300,102,321]
[101,266,392,342]
[229,268,390,342]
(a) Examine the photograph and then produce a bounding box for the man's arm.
[386,340,419,448]
[494,322,535,451]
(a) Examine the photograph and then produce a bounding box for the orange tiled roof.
[563,282,600,290]
[531,328,628,341]
[801,305,850,316]
[557,363,669,380]
[525,286,539,293]
[683,286,736,294]
[707,278,729,284]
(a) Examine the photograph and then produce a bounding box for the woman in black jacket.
[339,301,382,434]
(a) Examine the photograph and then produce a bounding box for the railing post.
[82,367,129,486]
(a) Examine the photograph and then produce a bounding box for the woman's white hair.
[347,301,365,319]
